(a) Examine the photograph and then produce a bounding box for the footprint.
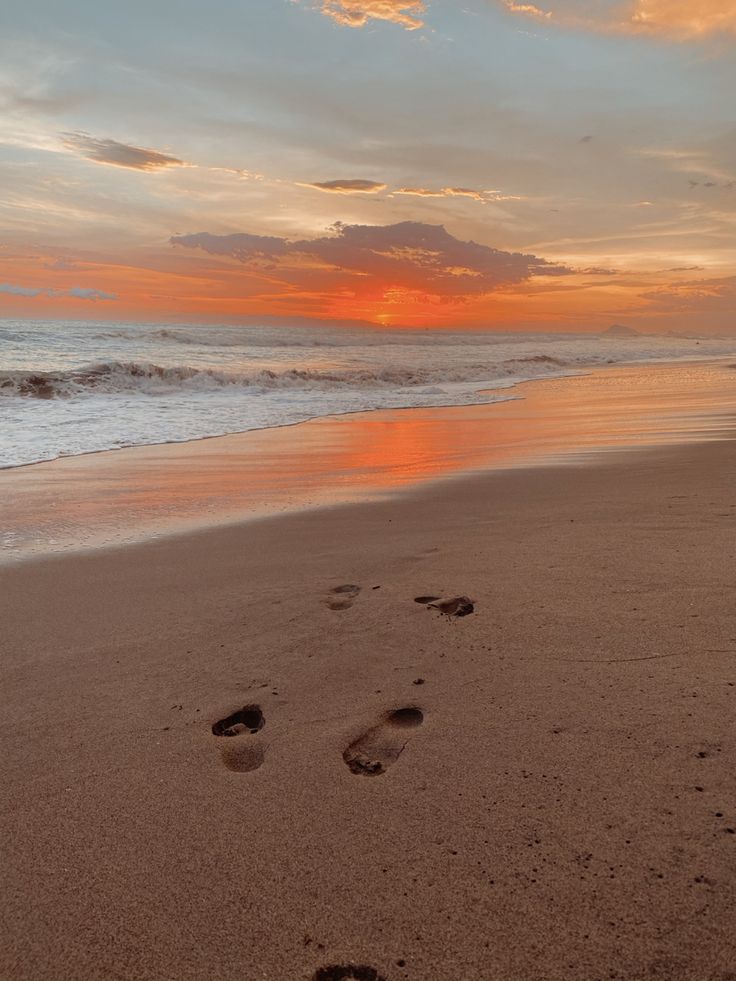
[325,584,361,611]
[415,595,474,617]
[212,704,266,772]
[343,707,424,776]
[220,742,265,773]
[211,705,265,737]
[313,966,386,981]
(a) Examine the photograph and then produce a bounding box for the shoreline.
[0,380,524,474]
[3,350,731,474]
[2,435,736,980]
[1,357,735,563]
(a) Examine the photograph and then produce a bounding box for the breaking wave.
[0,354,577,400]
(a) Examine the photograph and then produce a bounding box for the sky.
[0,0,735,332]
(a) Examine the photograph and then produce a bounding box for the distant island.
[600,323,641,337]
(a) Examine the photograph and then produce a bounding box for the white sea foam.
[1,319,733,468]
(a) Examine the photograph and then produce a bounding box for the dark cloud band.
[171,221,571,298]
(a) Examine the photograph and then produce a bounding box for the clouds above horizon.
[502,0,736,39]
[171,221,571,300]
[394,186,522,203]
[0,282,118,301]
[62,132,186,171]
[309,0,426,29]
[2,0,735,330]
[300,178,388,193]
[642,274,736,313]
[305,0,736,38]
[298,180,518,202]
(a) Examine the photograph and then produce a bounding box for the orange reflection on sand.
[1,359,734,559]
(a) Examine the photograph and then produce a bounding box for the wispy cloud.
[642,274,736,311]
[171,220,571,300]
[394,186,522,203]
[299,178,388,193]
[501,0,736,40]
[66,287,118,300]
[0,283,44,297]
[0,282,117,300]
[628,0,736,39]
[308,0,426,29]
[299,181,521,201]
[62,132,186,171]
[504,2,551,20]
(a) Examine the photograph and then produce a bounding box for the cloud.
[0,282,118,301]
[62,132,186,171]
[171,220,571,300]
[642,274,736,311]
[500,0,736,39]
[311,0,426,29]
[504,2,551,19]
[394,186,522,203]
[44,258,79,270]
[299,178,387,193]
[0,282,45,297]
[688,179,734,188]
[66,287,118,300]
[628,0,736,38]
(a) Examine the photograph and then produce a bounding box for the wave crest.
[0,355,585,400]
[0,355,604,399]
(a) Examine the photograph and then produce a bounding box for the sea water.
[1,319,733,469]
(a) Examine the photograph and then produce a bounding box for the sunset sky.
[1,0,735,332]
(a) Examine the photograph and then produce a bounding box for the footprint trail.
[325,584,361,611]
[343,707,424,776]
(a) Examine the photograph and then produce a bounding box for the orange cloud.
[501,0,736,39]
[299,179,387,193]
[394,186,521,203]
[62,132,186,171]
[503,2,551,19]
[314,0,426,29]
[629,0,736,38]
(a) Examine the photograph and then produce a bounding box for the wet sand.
[2,430,736,980]
[2,358,735,561]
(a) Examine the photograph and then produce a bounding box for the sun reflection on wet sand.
[1,359,734,559]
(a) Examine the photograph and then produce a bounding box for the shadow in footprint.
[344,707,424,776]
[415,595,474,618]
[314,966,386,981]
[326,584,361,611]
[212,704,266,772]
[220,742,265,773]
[212,705,264,737]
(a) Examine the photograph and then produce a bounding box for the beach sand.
[2,433,736,980]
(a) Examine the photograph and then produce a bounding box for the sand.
[2,437,736,981]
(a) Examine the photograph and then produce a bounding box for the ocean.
[1,319,733,469]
